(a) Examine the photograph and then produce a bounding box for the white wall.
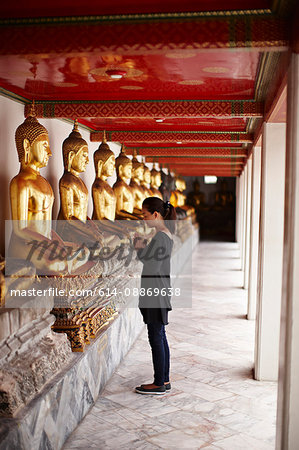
[0,94,121,254]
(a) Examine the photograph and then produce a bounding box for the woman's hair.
[142,196,176,234]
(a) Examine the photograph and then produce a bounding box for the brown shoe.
[135,385,166,395]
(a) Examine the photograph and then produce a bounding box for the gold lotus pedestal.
[51,301,118,352]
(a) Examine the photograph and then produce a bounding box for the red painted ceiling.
[0,0,291,177]
[78,118,248,132]
[0,50,260,101]
[0,0,272,18]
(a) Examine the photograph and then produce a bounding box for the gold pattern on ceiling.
[202,67,230,73]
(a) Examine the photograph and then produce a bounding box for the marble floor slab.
[63,242,277,449]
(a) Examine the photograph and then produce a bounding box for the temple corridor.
[63,241,277,450]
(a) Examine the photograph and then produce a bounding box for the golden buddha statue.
[176,177,194,217]
[150,164,163,200]
[170,176,179,207]
[57,120,105,248]
[130,152,146,214]
[113,145,141,220]
[92,133,130,240]
[140,160,152,198]
[92,131,116,221]
[58,120,89,222]
[214,180,234,208]
[9,108,85,275]
[176,177,187,207]
[187,179,206,209]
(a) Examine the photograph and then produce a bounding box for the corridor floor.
[63,242,277,450]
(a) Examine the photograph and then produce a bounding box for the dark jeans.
[147,323,170,386]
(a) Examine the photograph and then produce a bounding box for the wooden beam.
[90,131,253,144]
[27,101,263,120]
[173,170,241,176]
[0,16,288,56]
[126,147,248,157]
[146,157,245,164]
[168,166,241,174]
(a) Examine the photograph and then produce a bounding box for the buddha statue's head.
[131,152,144,182]
[115,145,132,181]
[151,165,161,188]
[62,120,89,173]
[176,177,181,191]
[143,164,151,185]
[93,131,115,178]
[15,105,51,169]
[193,179,200,192]
[221,180,228,191]
[177,177,185,192]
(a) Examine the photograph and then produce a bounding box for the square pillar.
[235,176,242,243]
[244,157,252,289]
[247,146,262,320]
[237,171,245,261]
[276,53,299,449]
[254,122,286,381]
[241,166,248,272]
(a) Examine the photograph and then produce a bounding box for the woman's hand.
[133,236,147,249]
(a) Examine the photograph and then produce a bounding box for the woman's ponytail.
[142,197,177,234]
[162,201,176,233]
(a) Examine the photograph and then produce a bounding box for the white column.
[276,54,299,449]
[236,177,241,245]
[254,122,286,381]
[244,157,252,289]
[241,165,248,272]
[235,176,240,243]
[247,146,261,320]
[238,171,244,257]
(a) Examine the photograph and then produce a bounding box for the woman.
[134,196,176,395]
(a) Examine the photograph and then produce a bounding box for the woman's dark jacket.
[137,231,173,325]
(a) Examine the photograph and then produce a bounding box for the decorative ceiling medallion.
[52,82,78,87]
[101,55,123,64]
[165,51,197,59]
[106,69,126,79]
[90,67,143,78]
[120,85,144,90]
[179,80,204,86]
[202,67,229,73]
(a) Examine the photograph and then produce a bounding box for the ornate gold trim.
[0,9,273,26]
[33,99,259,104]
[0,87,29,104]
[246,117,263,134]
[254,52,282,101]
[145,155,245,159]
[92,130,251,134]
[128,146,247,150]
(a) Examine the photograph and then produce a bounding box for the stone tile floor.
[63,242,277,449]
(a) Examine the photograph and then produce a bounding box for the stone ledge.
[0,296,143,450]
[0,331,71,418]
